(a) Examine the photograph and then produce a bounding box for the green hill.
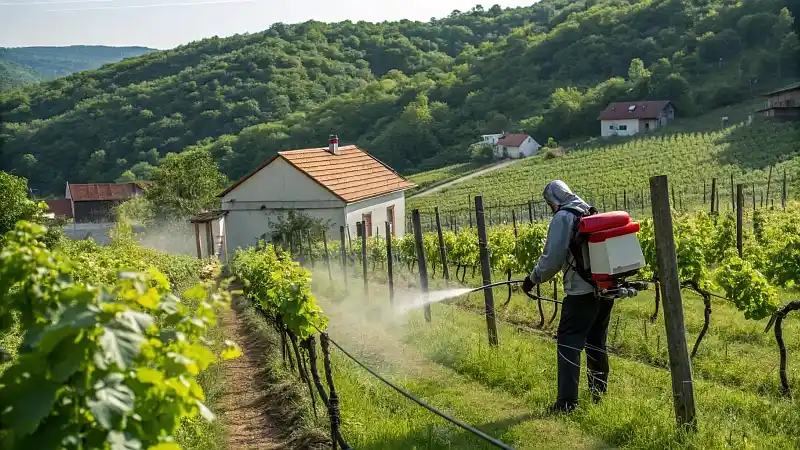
[0,60,41,92]
[1,0,799,195]
[0,46,155,86]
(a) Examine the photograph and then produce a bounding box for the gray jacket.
[529,180,595,296]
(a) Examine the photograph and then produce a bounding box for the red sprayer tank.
[579,211,645,290]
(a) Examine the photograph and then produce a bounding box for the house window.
[387,206,395,236]
[362,213,372,237]
[609,125,614,130]
[618,125,628,131]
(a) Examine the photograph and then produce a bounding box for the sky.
[0,0,533,49]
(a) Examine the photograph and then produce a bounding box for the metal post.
[385,221,394,305]
[323,230,332,280]
[730,173,735,211]
[339,226,347,291]
[411,210,431,322]
[360,222,368,295]
[528,200,534,223]
[766,165,773,206]
[475,196,498,346]
[649,175,697,429]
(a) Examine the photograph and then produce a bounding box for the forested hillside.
[1,0,799,195]
[0,60,41,92]
[0,46,155,89]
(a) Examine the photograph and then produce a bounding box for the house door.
[362,213,372,237]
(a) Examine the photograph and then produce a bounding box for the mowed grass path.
[407,119,800,213]
[310,261,800,448]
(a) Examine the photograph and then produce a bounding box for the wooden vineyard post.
[624,190,628,211]
[710,178,717,215]
[703,180,707,204]
[385,221,395,305]
[736,184,744,258]
[322,230,333,280]
[475,196,499,346]
[512,210,518,237]
[528,200,534,223]
[468,195,474,229]
[649,175,697,429]
[766,165,773,206]
[615,193,619,210]
[320,333,343,450]
[782,169,787,210]
[360,222,368,295]
[339,226,348,291]
[411,209,432,322]
[752,183,756,210]
[307,230,315,270]
[730,173,735,211]
[434,207,450,284]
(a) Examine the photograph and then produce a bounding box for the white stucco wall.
[601,119,640,137]
[518,137,541,157]
[344,191,407,241]
[220,157,347,254]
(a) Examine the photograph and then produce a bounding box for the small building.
[494,133,541,159]
[44,198,74,219]
[218,137,416,255]
[65,181,149,223]
[480,133,504,146]
[599,100,675,137]
[756,81,800,120]
[189,210,228,261]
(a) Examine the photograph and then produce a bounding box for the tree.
[627,58,651,84]
[145,149,228,218]
[0,171,63,248]
[469,142,495,163]
[116,170,136,183]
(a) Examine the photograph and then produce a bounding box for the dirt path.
[216,308,286,450]
[409,159,523,199]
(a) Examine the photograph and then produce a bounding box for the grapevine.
[0,221,239,450]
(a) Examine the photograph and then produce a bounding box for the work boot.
[549,400,577,414]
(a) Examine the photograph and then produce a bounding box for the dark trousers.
[556,292,614,404]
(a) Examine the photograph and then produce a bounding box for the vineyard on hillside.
[255,199,800,448]
[407,120,800,215]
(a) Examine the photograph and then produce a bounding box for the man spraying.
[521,180,611,413]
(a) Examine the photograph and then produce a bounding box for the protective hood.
[542,180,590,213]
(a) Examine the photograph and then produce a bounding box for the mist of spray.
[393,288,473,315]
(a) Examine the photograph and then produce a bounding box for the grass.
[406,102,800,215]
[301,255,800,449]
[310,277,607,449]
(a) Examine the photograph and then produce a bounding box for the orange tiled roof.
[219,145,416,202]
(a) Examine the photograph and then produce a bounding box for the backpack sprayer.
[466,210,648,300]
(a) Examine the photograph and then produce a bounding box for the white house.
[599,100,675,137]
[217,138,416,255]
[494,133,541,159]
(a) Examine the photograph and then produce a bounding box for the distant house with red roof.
[493,132,541,159]
[598,100,675,137]
[217,136,415,256]
[64,181,150,223]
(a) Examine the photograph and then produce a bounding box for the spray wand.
[465,279,563,305]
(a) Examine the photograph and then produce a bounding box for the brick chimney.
[328,134,339,155]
